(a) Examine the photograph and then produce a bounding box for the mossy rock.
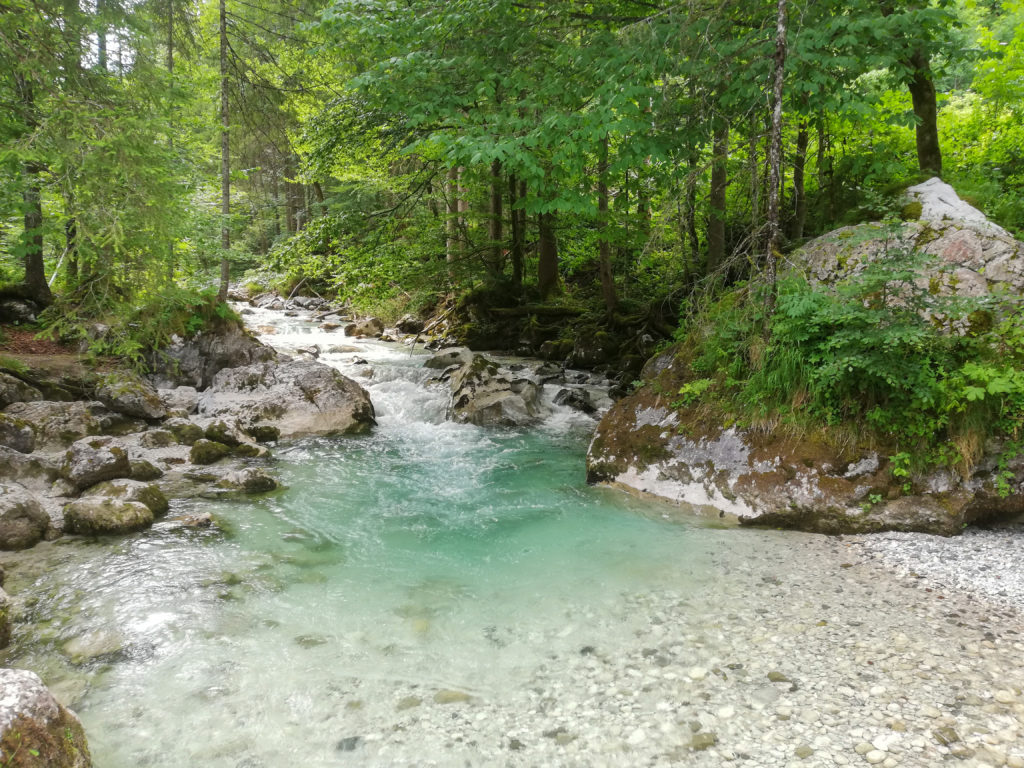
[63,497,154,535]
[189,439,231,465]
[130,459,164,481]
[164,418,204,446]
[244,424,280,443]
[84,479,169,516]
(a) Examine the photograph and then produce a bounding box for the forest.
[1,0,1023,367]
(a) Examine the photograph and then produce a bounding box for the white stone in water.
[865,749,887,764]
[995,690,1017,704]
[688,667,708,680]
[626,727,646,745]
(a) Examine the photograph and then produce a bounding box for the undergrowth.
[40,285,237,370]
[674,235,1024,488]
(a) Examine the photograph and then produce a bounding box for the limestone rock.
[447,355,544,427]
[63,497,153,535]
[95,375,167,420]
[586,344,1024,535]
[0,668,93,767]
[203,419,243,447]
[61,437,131,491]
[0,413,35,453]
[553,387,597,415]
[395,314,424,334]
[217,468,277,494]
[2,401,104,449]
[130,459,164,481]
[0,483,49,550]
[0,372,43,409]
[196,359,375,439]
[0,447,60,492]
[147,322,276,390]
[344,317,384,338]
[189,439,231,465]
[164,417,204,445]
[158,386,200,414]
[83,479,169,516]
[423,347,474,370]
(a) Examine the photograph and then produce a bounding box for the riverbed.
[2,308,1023,767]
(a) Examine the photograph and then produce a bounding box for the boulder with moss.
[0,413,34,454]
[0,483,50,550]
[446,354,544,427]
[83,479,169,516]
[60,437,131,491]
[94,374,167,420]
[63,497,153,535]
[0,372,42,409]
[0,668,92,767]
[189,439,231,465]
[147,321,277,390]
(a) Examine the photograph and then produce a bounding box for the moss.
[189,439,231,465]
[0,711,92,768]
[901,201,923,221]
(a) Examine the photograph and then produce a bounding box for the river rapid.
[2,307,1024,768]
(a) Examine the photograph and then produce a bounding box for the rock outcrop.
[446,353,544,427]
[0,669,92,767]
[588,183,1024,535]
[0,483,49,550]
[796,178,1023,297]
[147,322,276,390]
[196,358,375,438]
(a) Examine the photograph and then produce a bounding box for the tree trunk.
[907,49,942,176]
[685,152,699,262]
[218,0,230,302]
[445,167,458,263]
[456,166,468,255]
[509,174,524,291]
[790,120,808,240]
[489,160,503,270]
[707,120,729,273]
[764,0,789,315]
[749,117,759,234]
[537,211,559,300]
[597,136,617,316]
[167,0,175,284]
[13,67,52,306]
[96,0,107,72]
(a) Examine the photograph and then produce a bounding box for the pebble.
[865,749,887,764]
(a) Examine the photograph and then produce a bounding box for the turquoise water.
[1,320,732,767]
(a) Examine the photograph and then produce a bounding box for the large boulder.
[795,178,1024,297]
[147,322,277,390]
[0,447,60,492]
[83,479,169,516]
[217,468,278,494]
[196,359,375,439]
[95,374,167,420]
[63,497,153,535]
[424,347,474,370]
[2,402,103,449]
[0,668,93,767]
[0,413,34,454]
[158,386,200,415]
[0,372,43,409]
[0,483,49,550]
[344,317,384,338]
[60,437,131,491]
[586,347,1024,535]
[447,355,544,427]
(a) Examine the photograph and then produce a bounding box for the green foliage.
[676,239,1024,482]
[42,286,237,370]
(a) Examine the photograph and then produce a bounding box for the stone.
[690,732,718,751]
[129,459,164,481]
[0,371,43,409]
[190,439,231,465]
[767,671,792,683]
[795,745,814,759]
[553,387,597,415]
[63,497,154,535]
[147,322,277,390]
[0,413,35,453]
[203,419,243,447]
[343,317,384,338]
[83,479,169,515]
[61,437,131,491]
[423,347,474,370]
[336,736,361,752]
[395,314,424,334]
[139,429,175,448]
[934,727,961,746]
[244,424,280,443]
[158,386,200,414]
[0,483,50,550]
[447,355,544,427]
[164,418,204,445]
[95,375,167,420]
[433,689,471,704]
[196,359,375,439]
[0,298,39,324]
[0,668,92,767]
[217,468,277,494]
[396,696,421,711]
[2,401,108,450]
[865,750,887,764]
[62,630,125,664]
[0,446,60,492]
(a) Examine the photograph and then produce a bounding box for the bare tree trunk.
[489,160,503,270]
[707,119,729,273]
[597,136,617,316]
[218,0,230,302]
[445,167,458,263]
[537,212,559,300]
[509,174,524,291]
[790,120,809,240]
[907,49,942,176]
[764,0,789,315]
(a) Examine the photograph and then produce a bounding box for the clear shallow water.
[1,313,733,766]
